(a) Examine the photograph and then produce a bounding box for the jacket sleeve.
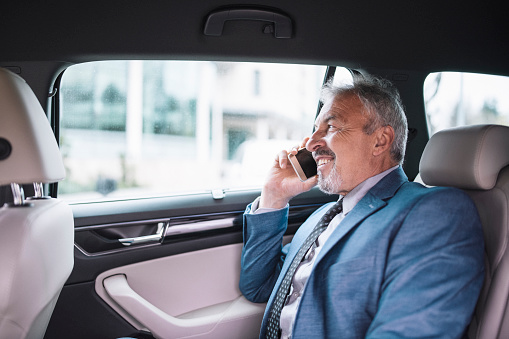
[366,187,485,338]
[239,202,290,303]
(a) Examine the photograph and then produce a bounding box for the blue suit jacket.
[239,167,484,338]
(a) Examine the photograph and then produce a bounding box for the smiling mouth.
[314,148,336,169]
[317,158,333,166]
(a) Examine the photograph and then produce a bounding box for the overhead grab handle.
[204,8,293,38]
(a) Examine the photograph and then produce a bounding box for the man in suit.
[239,75,485,338]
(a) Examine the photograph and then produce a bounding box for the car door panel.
[97,244,267,339]
[45,187,337,339]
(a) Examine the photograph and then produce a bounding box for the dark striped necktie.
[265,199,343,339]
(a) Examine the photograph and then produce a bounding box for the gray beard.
[317,163,342,195]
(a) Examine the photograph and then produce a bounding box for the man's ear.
[373,125,395,156]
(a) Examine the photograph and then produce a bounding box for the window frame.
[51,62,341,202]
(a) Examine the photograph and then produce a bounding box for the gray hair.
[320,74,408,164]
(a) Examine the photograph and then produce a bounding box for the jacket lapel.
[280,203,334,271]
[314,167,408,264]
[261,203,333,328]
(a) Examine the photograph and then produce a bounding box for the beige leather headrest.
[420,124,509,190]
[0,68,65,185]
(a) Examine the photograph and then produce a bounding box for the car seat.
[0,68,74,339]
[420,124,509,339]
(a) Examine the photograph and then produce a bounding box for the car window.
[424,72,509,135]
[58,61,351,203]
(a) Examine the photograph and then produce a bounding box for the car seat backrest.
[0,68,74,339]
[420,124,509,339]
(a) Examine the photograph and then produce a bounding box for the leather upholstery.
[420,124,509,190]
[0,68,74,339]
[0,199,74,338]
[0,68,65,186]
[420,124,509,339]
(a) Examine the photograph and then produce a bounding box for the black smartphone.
[288,148,317,181]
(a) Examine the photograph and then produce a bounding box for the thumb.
[302,175,318,192]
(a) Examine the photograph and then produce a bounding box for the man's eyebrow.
[318,114,343,126]
[315,115,331,128]
[324,115,336,124]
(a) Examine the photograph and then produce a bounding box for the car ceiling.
[2,1,508,76]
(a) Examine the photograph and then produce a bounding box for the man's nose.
[306,129,326,152]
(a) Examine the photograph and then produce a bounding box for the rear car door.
[44,61,340,339]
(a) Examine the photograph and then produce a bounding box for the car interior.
[1,1,508,338]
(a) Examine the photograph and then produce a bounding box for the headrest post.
[33,182,44,198]
[10,183,25,206]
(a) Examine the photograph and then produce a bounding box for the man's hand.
[260,139,318,209]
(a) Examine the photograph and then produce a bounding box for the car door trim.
[74,215,239,257]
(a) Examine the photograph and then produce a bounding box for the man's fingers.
[275,138,312,169]
[300,137,310,149]
[278,150,289,169]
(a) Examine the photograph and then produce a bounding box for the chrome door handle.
[119,221,169,246]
